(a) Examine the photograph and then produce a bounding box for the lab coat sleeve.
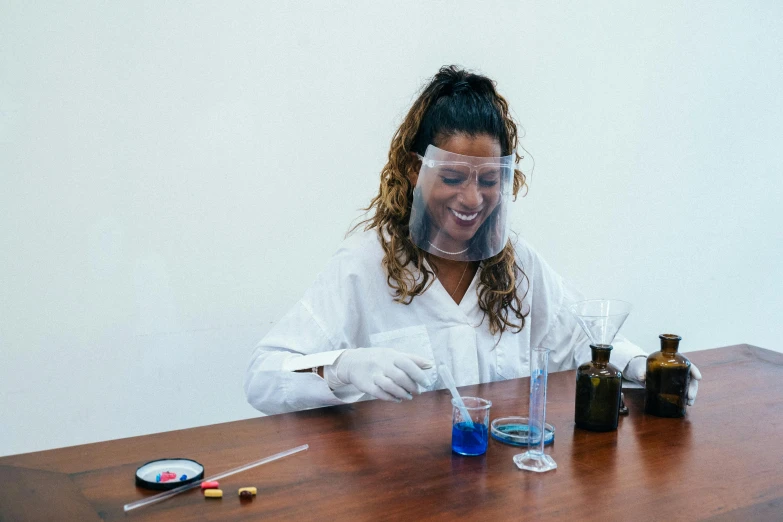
[520,238,647,374]
[244,299,365,415]
[245,232,378,415]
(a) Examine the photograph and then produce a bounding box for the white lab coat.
[244,228,645,415]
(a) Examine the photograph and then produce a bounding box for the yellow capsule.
[204,488,223,498]
[238,487,257,497]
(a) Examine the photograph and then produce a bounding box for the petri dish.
[135,458,204,490]
[490,416,555,447]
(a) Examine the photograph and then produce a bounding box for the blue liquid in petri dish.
[490,421,554,446]
[452,422,489,456]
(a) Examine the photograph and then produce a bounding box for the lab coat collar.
[421,256,481,320]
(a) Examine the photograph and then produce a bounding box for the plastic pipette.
[438,364,474,428]
[124,444,309,512]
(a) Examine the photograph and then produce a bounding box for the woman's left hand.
[625,357,703,405]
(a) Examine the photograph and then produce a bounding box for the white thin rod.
[439,364,474,427]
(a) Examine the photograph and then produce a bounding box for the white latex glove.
[625,357,703,405]
[623,356,647,385]
[324,348,434,402]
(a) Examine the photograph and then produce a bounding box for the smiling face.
[416,133,503,252]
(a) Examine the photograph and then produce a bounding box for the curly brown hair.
[357,65,530,337]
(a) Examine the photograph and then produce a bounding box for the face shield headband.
[409,144,515,262]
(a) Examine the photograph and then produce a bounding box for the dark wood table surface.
[2,344,781,521]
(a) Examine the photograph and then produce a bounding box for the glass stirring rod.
[439,364,474,428]
[124,444,309,512]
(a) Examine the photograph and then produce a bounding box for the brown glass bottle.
[575,344,623,431]
[645,334,691,418]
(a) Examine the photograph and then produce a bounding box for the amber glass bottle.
[575,344,623,431]
[645,334,691,417]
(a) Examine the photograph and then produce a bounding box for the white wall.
[2,1,781,456]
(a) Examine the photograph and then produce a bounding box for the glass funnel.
[513,347,557,472]
[569,299,631,347]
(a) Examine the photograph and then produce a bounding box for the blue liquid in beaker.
[451,421,489,456]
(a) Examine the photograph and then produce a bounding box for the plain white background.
[1,1,781,456]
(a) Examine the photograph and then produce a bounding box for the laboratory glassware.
[439,364,473,428]
[490,416,555,446]
[645,334,692,417]
[451,397,492,456]
[513,346,557,472]
[570,299,630,432]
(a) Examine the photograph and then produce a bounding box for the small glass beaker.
[451,397,491,456]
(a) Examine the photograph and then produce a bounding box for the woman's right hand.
[324,348,434,402]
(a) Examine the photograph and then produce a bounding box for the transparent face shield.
[409,144,515,261]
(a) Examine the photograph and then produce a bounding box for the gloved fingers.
[626,357,646,383]
[687,364,702,405]
[403,353,435,370]
[355,380,402,402]
[385,366,420,396]
[687,378,699,405]
[393,356,432,389]
[374,375,413,401]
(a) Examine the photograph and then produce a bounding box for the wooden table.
[2,344,781,521]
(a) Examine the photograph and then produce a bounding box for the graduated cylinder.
[514,346,557,472]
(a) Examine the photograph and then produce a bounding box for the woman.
[244,65,700,415]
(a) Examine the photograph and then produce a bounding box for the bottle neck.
[659,334,682,354]
[590,344,613,366]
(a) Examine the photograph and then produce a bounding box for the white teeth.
[451,209,478,221]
